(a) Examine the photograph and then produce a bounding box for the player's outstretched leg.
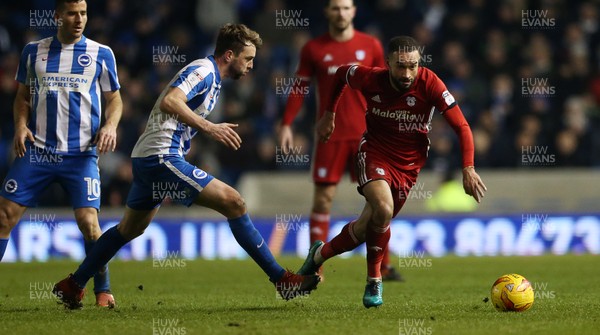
[228,213,321,299]
[298,218,364,276]
[196,179,321,299]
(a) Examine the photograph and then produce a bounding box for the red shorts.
[356,148,419,218]
[312,139,360,184]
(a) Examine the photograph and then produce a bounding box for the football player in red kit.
[298,36,487,308]
[279,0,403,281]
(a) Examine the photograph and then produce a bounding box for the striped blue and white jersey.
[15,35,120,155]
[131,56,222,158]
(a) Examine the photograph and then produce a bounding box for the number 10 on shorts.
[84,177,100,201]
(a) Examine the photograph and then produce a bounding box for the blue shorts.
[126,155,214,210]
[0,147,100,209]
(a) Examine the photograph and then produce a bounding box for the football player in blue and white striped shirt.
[0,0,122,307]
[53,24,320,309]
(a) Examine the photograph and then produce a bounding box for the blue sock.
[84,240,111,293]
[0,238,8,261]
[73,226,127,289]
[228,214,285,282]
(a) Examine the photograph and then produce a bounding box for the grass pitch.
[0,254,598,335]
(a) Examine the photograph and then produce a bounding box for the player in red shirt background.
[298,36,487,308]
[278,0,403,281]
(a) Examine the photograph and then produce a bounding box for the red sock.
[366,225,391,279]
[320,220,361,260]
[381,246,390,269]
[309,212,330,243]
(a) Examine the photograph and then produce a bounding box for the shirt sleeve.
[343,64,372,90]
[442,103,475,168]
[281,43,313,126]
[15,43,34,85]
[281,79,310,126]
[171,66,212,102]
[295,42,314,80]
[98,46,121,91]
[326,64,372,113]
[427,70,473,167]
[428,72,457,114]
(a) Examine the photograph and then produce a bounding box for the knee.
[312,187,335,213]
[0,206,18,235]
[75,211,101,240]
[223,191,246,219]
[313,196,333,213]
[370,201,393,226]
[0,200,23,236]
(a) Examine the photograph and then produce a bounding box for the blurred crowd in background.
[0,0,599,207]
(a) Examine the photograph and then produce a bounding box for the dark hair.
[387,36,421,55]
[214,24,262,57]
[55,0,85,11]
[325,0,354,8]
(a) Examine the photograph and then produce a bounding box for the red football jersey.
[282,31,385,141]
[333,65,474,170]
